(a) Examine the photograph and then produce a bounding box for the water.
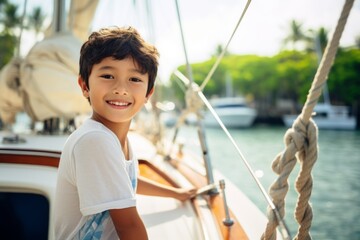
[8,114,360,238]
[171,125,360,239]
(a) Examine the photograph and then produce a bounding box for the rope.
[200,0,251,91]
[261,0,355,239]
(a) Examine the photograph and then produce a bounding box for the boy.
[54,26,196,240]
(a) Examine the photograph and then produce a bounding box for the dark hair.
[79,26,159,96]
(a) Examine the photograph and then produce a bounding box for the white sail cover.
[69,0,99,42]
[0,0,99,123]
[0,57,24,124]
[20,32,91,121]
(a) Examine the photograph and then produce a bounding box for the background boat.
[282,25,357,131]
[283,102,356,130]
[203,97,257,128]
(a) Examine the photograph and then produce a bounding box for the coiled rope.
[261,0,355,239]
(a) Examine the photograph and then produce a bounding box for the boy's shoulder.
[66,119,116,146]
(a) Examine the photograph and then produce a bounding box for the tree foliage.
[0,0,46,68]
[0,0,19,67]
[327,49,360,105]
[168,19,359,119]
[169,48,359,114]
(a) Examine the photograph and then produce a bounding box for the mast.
[315,35,331,105]
[53,0,67,33]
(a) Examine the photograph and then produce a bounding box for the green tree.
[168,39,359,127]
[212,44,230,58]
[169,58,227,107]
[224,55,278,114]
[282,20,310,51]
[274,51,317,104]
[307,27,328,55]
[327,49,360,105]
[0,1,47,68]
[0,1,21,67]
[0,2,21,33]
[0,32,16,66]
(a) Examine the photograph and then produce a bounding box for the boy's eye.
[130,77,142,82]
[101,74,114,79]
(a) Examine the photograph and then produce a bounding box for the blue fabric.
[76,176,137,239]
[77,211,110,240]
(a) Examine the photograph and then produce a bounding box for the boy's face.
[79,56,152,125]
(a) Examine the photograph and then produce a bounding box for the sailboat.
[282,27,356,130]
[203,97,257,128]
[0,0,355,239]
[0,1,274,239]
[203,73,258,128]
[283,102,356,130]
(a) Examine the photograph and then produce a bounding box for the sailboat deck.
[138,195,204,239]
[0,131,268,239]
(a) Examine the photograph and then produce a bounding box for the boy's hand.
[137,176,197,201]
[173,187,197,201]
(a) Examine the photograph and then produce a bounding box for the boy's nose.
[113,82,128,95]
[113,88,128,95]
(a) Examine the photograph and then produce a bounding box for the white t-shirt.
[54,119,138,240]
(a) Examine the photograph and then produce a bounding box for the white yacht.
[283,103,356,130]
[203,97,258,128]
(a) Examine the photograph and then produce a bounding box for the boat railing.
[170,0,292,238]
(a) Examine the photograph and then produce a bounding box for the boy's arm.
[110,207,148,240]
[137,175,196,201]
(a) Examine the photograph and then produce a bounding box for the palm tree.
[0,2,21,33]
[27,6,46,40]
[282,20,309,50]
[355,35,360,49]
[0,1,21,67]
[212,44,230,58]
[0,0,8,15]
[306,27,328,54]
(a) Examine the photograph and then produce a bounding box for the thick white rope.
[262,0,355,239]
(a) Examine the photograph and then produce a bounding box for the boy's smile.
[107,100,131,108]
[79,56,152,127]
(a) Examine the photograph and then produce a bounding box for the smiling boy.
[54,26,195,240]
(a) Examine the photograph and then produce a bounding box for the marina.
[0,0,359,239]
[172,125,360,239]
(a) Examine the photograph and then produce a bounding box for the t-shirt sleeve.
[73,131,136,216]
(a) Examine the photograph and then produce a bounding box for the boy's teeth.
[109,101,128,106]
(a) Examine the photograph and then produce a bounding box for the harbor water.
[171,125,360,239]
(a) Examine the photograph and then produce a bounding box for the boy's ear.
[145,87,155,103]
[78,77,89,98]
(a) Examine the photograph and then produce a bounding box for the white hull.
[283,103,356,130]
[203,97,257,128]
[204,107,257,128]
[283,115,356,130]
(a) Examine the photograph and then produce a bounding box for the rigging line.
[174,70,291,240]
[17,0,28,57]
[301,0,354,125]
[145,0,156,44]
[200,0,251,91]
[314,34,331,105]
[174,0,194,83]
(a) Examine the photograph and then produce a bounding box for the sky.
[19,0,360,82]
[94,0,360,82]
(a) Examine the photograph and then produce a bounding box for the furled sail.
[20,32,91,121]
[0,57,23,124]
[0,0,100,123]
